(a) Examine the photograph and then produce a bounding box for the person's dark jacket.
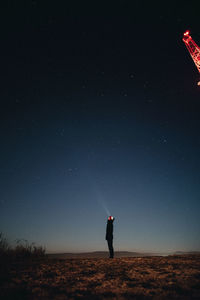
[106,220,113,240]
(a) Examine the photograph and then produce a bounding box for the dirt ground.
[1,254,200,299]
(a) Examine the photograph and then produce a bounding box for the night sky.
[1,1,200,253]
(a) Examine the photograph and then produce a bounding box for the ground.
[1,255,200,299]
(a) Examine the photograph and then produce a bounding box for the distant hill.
[173,251,200,255]
[48,251,163,259]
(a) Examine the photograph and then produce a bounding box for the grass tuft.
[0,232,46,261]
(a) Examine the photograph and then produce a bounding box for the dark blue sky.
[1,1,200,253]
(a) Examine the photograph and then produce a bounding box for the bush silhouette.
[0,232,46,260]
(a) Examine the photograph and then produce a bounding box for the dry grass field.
[1,254,200,299]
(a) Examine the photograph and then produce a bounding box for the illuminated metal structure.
[182,30,200,85]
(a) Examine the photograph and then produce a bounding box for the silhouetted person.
[106,216,115,258]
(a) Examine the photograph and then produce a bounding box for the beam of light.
[101,201,111,216]
[97,197,111,216]
[85,170,112,217]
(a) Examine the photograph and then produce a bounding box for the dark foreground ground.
[1,255,200,299]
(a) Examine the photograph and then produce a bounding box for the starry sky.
[1,1,200,253]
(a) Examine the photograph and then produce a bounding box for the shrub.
[0,232,11,253]
[0,233,46,260]
[15,239,46,258]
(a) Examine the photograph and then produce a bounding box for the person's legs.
[107,239,114,258]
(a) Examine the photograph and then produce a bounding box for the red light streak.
[182,30,200,85]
